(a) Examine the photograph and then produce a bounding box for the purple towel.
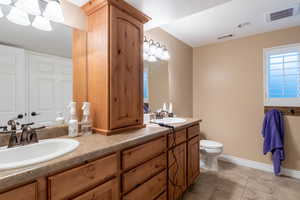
[262,109,285,175]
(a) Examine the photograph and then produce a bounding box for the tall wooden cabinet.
[81,0,150,135]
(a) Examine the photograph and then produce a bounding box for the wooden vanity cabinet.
[168,143,187,200]
[0,182,37,200]
[80,0,151,135]
[72,178,118,200]
[188,136,200,186]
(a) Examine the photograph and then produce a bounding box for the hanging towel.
[262,109,285,175]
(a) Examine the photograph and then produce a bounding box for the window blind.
[268,51,300,98]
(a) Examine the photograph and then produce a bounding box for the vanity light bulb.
[161,49,170,60]
[0,7,3,18]
[149,43,157,55]
[7,6,31,26]
[155,46,163,58]
[32,16,52,31]
[43,0,64,23]
[148,55,157,62]
[15,0,41,16]
[143,41,150,53]
[143,52,149,61]
[0,0,11,5]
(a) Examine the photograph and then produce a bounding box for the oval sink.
[152,117,186,124]
[0,138,79,170]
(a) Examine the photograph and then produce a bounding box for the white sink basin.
[152,117,186,124]
[0,138,79,170]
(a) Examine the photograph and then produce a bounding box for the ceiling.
[67,0,300,47]
[162,0,300,47]
[67,0,231,30]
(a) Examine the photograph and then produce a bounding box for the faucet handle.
[21,122,34,129]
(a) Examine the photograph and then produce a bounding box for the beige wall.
[145,28,193,117]
[193,26,300,171]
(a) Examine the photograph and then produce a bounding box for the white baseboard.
[219,154,300,180]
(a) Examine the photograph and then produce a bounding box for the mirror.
[0,8,73,127]
[144,60,170,113]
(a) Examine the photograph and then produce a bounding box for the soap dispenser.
[81,102,92,136]
[67,102,78,137]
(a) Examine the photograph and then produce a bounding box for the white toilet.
[200,140,223,171]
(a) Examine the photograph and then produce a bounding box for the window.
[264,44,300,106]
[144,68,149,102]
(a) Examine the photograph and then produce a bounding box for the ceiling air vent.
[266,5,300,22]
[217,34,234,40]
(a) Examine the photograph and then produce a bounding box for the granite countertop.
[0,118,200,191]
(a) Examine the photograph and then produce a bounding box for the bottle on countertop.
[81,102,92,136]
[55,112,65,125]
[67,102,78,137]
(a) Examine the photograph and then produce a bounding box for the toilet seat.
[200,140,223,149]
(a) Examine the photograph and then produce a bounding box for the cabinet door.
[72,179,118,200]
[110,6,143,129]
[0,44,26,125]
[168,143,187,200]
[0,182,37,200]
[29,53,72,126]
[188,136,200,186]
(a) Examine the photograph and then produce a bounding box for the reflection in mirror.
[144,60,170,113]
[0,15,73,127]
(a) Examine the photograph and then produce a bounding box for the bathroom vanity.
[0,119,201,200]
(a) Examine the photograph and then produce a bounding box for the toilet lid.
[200,140,223,149]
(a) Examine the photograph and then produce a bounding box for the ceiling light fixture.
[7,6,31,26]
[15,0,41,16]
[0,0,11,5]
[43,0,64,23]
[32,15,52,31]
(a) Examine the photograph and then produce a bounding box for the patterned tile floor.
[183,161,300,200]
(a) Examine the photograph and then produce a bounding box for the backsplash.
[0,126,68,147]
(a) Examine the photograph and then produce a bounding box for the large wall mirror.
[144,60,170,113]
[0,4,76,127]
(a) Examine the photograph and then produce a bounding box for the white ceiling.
[162,0,300,47]
[67,0,300,47]
[67,0,231,30]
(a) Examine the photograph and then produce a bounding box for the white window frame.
[263,43,300,107]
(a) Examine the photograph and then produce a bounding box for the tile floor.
[183,161,300,200]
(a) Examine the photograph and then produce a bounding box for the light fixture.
[0,0,11,5]
[143,37,149,53]
[32,15,52,31]
[149,40,157,55]
[7,6,31,26]
[143,52,149,61]
[0,7,3,18]
[161,46,170,60]
[43,0,64,23]
[155,43,163,59]
[148,55,157,62]
[15,0,41,16]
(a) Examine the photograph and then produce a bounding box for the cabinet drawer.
[123,153,167,193]
[187,125,200,139]
[168,129,187,148]
[122,137,167,170]
[0,182,37,200]
[123,170,167,200]
[48,154,117,200]
[72,178,118,200]
[156,192,167,200]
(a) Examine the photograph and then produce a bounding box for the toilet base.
[200,153,220,172]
